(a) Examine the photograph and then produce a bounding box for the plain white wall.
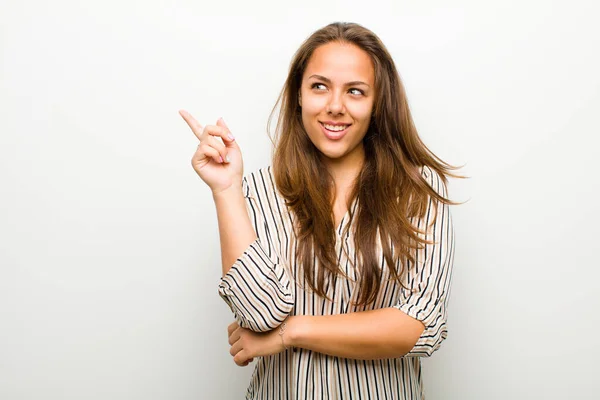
[1,0,599,398]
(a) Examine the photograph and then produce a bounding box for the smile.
[319,122,351,140]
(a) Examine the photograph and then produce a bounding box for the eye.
[311,83,327,91]
[349,88,364,96]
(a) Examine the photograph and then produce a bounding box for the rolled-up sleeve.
[218,173,295,332]
[394,166,455,357]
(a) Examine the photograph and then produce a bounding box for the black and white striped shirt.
[218,165,455,399]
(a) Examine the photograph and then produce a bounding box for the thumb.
[217,117,239,149]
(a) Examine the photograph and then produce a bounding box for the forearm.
[212,184,257,275]
[286,308,425,360]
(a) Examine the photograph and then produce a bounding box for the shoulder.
[242,166,276,199]
[420,164,448,198]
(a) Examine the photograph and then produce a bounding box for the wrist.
[285,315,310,349]
[212,180,243,202]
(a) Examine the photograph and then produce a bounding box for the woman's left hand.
[227,321,284,366]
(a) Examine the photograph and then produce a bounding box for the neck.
[321,147,365,192]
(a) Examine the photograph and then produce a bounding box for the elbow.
[219,283,295,333]
[244,301,294,332]
[218,263,295,332]
[397,321,426,357]
[405,326,448,358]
[246,287,295,332]
[391,305,449,358]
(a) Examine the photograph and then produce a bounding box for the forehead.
[302,42,375,84]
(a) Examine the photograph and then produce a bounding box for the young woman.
[180,22,460,400]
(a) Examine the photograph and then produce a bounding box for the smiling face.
[299,41,376,167]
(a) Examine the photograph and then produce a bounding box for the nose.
[327,90,345,115]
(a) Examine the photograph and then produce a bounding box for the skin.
[299,42,375,166]
[299,41,376,225]
[179,41,424,367]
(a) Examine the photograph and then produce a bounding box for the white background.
[1,0,599,399]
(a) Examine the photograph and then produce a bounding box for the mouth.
[319,122,351,140]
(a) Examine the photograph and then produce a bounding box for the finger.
[228,327,241,345]
[204,121,238,147]
[205,134,230,163]
[234,350,251,366]
[215,118,239,148]
[179,110,204,141]
[229,338,243,357]
[240,358,253,367]
[227,321,239,336]
[196,143,223,164]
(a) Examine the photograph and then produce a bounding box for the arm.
[284,308,425,359]
[217,173,295,332]
[212,184,257,276]
[227,308,423,366]
[180,110,254,275]
[179,111,294,333]
[287,167,454,359]
[396,166,455,357]
[228,167,454,364]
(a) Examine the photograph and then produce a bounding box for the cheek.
[301,94,328,115]
[347,103,374,123]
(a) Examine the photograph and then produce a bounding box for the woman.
[180,22,460,400]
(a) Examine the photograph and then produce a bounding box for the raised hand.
[179,109,243,194]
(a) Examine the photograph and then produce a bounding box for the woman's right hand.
[179,110,243,194]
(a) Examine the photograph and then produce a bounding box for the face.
[299,42,375,166]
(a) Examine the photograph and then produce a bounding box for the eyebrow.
[308,74,371,88]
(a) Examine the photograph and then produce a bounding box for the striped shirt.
[218,165,455,399]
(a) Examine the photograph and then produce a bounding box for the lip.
[320,120,352,126]
[319,122,351,140]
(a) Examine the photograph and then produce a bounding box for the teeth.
[323,123,349,131]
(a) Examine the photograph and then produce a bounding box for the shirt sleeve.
[217,172,295,332]
[394,166,456,357]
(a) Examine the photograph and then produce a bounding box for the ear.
[298,94,302,107]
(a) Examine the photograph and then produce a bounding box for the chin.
[315,146,348,160]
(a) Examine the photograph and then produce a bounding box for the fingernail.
[226,155,231,163]
[219,156,224,163]
[227,133,235,141]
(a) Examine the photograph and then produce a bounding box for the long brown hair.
[268,22,464,306]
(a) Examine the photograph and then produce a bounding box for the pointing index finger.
[179,109,204,141]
